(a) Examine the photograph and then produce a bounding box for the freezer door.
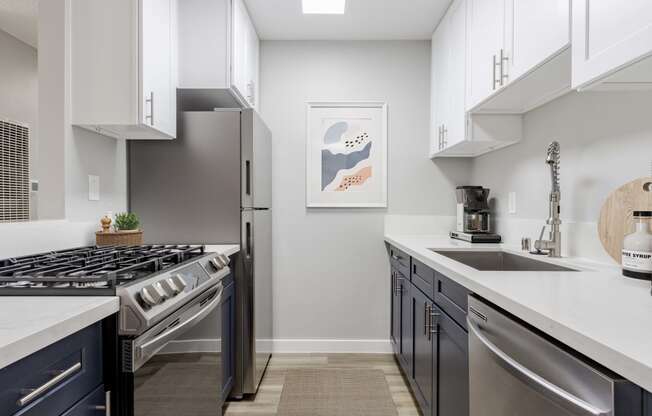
[238,209,272,394]
[129,111,241,244]
[241,109,272,208]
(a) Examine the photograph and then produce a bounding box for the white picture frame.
[306,101,388,208]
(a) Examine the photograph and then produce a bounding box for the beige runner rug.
[277,368,398,416]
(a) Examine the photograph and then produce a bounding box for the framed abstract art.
[306,101,388,208]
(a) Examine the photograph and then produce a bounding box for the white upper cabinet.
[466,0,571,114]
[430,13,447,154]
[466,0,506,110]
[431,0,522,158]
[177,0,260,110]
[505,0,569,81]
[572,0,652,90]
[141,0,176,138]
[72,0,177,140]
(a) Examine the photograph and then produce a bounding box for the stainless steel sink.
[430,250,579,272]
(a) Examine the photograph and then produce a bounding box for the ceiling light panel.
[302,0,346,14]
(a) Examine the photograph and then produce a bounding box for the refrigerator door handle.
[245,221,252,258]
[245,160,251,196]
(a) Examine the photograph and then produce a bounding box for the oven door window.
[129,285,225,416]
[134,351,222,416]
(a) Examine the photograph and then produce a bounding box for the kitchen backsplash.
[0,220,97,258]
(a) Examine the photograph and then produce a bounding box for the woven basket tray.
[95,230,144,246]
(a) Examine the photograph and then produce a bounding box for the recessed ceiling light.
[302,0,346,14]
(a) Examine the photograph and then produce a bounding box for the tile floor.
[224,354,420,416]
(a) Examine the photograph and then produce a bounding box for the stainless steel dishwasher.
[467,296,643,416]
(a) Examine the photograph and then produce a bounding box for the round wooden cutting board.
[598,177,652,264]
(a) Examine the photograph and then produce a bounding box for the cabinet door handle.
[424,303,430,336]
[145,91,154,125]
[247,81,255,106]
[93,390,111,416]
[493,55,499,90]
[430,310,441,336]
[500,49,509,86]
[437,125,441,150]
[442,125,448,148]
[18,362,82,406]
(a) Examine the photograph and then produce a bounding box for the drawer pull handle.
[18,362,82,406]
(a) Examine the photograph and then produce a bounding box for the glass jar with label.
[622,211,652,280]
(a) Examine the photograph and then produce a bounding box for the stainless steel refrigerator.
[128,108,272,398]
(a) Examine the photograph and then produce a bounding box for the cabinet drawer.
[388,245,410,279]
[435,272,469,329]
[0,322,103,416]
[61,385,106,416]
[411,258,435,300]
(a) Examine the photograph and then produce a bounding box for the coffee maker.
[450,186,502,243]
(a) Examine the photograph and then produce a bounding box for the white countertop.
[204,244,240,257]
[385,234,652,393]
[0,297,119,369]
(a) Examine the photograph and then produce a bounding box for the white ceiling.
[0,0,38,47]
[0,0,450,48]
[244,0,451,40]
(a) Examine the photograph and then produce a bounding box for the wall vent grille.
[0,120,30,223]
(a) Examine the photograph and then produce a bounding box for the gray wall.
[470,91,652,223]
[260,40,470,342]
[0,29,38,204]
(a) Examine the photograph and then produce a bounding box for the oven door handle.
[138,285,224,360]
[467,318,609,416]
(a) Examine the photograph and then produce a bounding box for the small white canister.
[622,211,652,280]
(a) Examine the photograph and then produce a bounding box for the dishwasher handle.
[467,318,610,416]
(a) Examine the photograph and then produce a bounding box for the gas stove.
[0,245,206,294]
[0,245,232,335]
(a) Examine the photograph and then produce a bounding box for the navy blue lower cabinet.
[60,385,106,416]
[398,273,413,375]
[412,286,436,416]
[390,268,401,355]
[645,391,652,416]
[221,280,236,402]
[0,322,103,416]
[437,308,469,416]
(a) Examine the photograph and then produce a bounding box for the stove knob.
[161,278,181,296]
[209,257,223,271]
[171,274,187,292]
[140,286,161,307]
[153,282,168,301]
[219,254,230,266]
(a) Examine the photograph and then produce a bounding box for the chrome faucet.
[534,141,562,257]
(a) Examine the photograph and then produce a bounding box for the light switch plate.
[88,175,100,201]
[508,192,516,214]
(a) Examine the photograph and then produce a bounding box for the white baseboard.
[271,339,392,354]
[157,338,392,354]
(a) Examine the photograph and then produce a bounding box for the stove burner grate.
[0,245,206,295]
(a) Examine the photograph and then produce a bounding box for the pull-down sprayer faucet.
[533,141,562,257]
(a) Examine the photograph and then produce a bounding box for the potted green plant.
[96,212,144,246]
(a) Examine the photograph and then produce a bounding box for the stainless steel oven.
[467,296,643,416]
[119,275,235,416]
